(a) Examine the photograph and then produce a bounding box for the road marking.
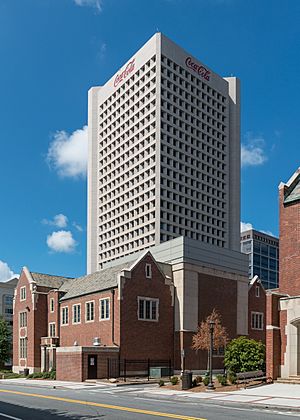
[0,389,206,420]
[0,413,22,420]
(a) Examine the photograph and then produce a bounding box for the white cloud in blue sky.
[73,0,102,11]
[0,260,18,282]
[47,126,88,179]
[241,135,267,167]
[42,214,68,228]
[47,231,77,253]
[241,221,253,232]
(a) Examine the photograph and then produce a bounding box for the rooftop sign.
[185,57,210,81]
[114,59,135,87]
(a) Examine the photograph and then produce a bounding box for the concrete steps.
[277,376,300,384]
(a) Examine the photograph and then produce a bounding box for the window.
[20,287,26,301]
[138,297,159,321]
[49,323,56,337]
[61,307,69,325]
[255,286,260,298]
[86,301,95,322]
[251,312,264,330]
[19,311,27,328]
[99,298,110,320]
[145,263,152,278]
[20,338,27,359]
[50,298,54,313]
[72,304,81,324]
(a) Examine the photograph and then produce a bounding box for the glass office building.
[241,229,279,289]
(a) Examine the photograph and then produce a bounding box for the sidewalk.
[0,378,103,389]
[143,383,300,411]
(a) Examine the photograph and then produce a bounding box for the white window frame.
[251,312,264,330]
[85,300,95,322]
[19,311,27,328]
[61,306,69,326]
[72,304,81,324]
[49,322,56,337]
[99,298,110,321]
[19,337,27,359]
[20,286,26,301]
[145,263,152,279]
[138,297,159,322]
[255,286,260,298]
[50,298,55,313]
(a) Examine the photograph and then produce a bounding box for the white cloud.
[241,135,267,167]
[73,0,102,11]
[0,260,18,282]
[47,125,88,178]
[42,214,68,228]
[241,221,253,232]
[73,222,83,232]
[47,231,77,253]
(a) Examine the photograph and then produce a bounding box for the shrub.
[203,376,209,386]
[32,372,44,379]
[195,376,202,384]
[227,371,237,384]
[170,376,178,385]
[43,372,51,379]
[27,373,34,379]
[216,374,227,386]
[159,379,165,387]
[50,369,56,380]
[192,379,198,387]
[224,337,265,374]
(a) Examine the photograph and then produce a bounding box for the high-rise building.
[88,33,240,273]
[241,229,279,289]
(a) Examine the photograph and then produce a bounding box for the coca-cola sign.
[114,59,135,87]
[185,57,210,81]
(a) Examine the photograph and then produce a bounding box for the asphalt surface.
[0,383,299,420]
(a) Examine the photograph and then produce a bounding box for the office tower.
[88,33,240,272]
[241,228,279,289]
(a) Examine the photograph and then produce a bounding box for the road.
[0,383,298,420]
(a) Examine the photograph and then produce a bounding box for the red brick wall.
[59,290,120,348]
[56,352,83,381]
[265,293,286,380]
[56,350,119,381]
[13,271,48,371]
[279,187,300,295]
[248,282,266,343]
[47,291,60,339]
[120,254,174,361]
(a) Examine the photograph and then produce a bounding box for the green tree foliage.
[0,317,11,365]
[224,336,265,374]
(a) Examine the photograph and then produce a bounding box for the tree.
[192,309,229,369]
[0,317,11,367]
[224,336,265,374]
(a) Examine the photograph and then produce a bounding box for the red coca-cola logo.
[185,57,210,81]
[114,59,135,87]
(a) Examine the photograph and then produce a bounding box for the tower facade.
[88,33,240,273]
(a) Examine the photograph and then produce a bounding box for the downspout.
[111,289,116,345]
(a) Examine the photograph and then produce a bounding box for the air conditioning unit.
[93,337,101,346]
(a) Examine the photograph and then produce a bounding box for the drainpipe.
[111,289,116,345]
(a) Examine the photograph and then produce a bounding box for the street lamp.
[207,320,215,391]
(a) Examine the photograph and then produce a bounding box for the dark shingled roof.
[284,177,300,204]
[60,261,133,301]
[31,272,74,289]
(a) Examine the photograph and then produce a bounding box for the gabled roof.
[284,177,300,204]
[60,261,133,301]
[30,272,74,289]
[280,167,300,205]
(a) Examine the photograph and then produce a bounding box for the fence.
[107,358,172,381]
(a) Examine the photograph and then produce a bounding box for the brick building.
[248,276,266,344]
[266,168,300,380]
[13,238,265,380]
[13,253,174,380]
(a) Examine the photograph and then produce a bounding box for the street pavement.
[0,380,299,419]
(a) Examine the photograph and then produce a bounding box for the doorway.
[88,355,97,379]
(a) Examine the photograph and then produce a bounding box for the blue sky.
[1,0,300,281]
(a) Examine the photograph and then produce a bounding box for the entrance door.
[88,355,97,379]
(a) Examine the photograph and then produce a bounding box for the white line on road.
[0,413,22,420]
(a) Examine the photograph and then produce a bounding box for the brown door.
[88,355,97,379]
